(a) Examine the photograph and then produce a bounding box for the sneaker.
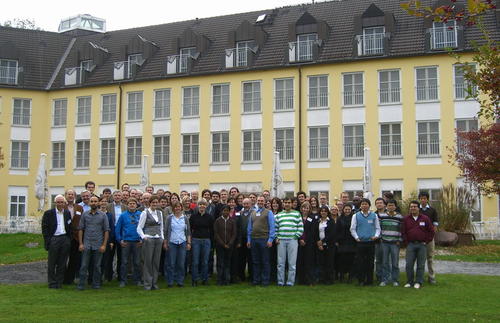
[404,283,412,288]
[393,282,399,287]
[429,278,437,285]
[414,283,421,289]
[119,281,126,288]
[379,282,386,287]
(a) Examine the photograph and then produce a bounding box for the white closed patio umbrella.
[362,147,374,203]
[139,155,150,188]
[271,151,284,199]
[35,153,49,211]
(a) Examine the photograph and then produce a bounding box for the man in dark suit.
[63,189,84,285]
[104,190,126,281]
[41,195,72,289]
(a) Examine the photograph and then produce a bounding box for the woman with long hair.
[189,198,213,286]
[309,196,320,219]
[296,201,317,285]
[337,203,357,283]
[269,197,282,283]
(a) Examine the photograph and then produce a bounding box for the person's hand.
[371,236,377,241]
[225,244,230,249]
[299,239,306,246]
[99,245,106,253]
[120,241,128,248]
[318,245,324,251]
[266,241,273,248]
[246,242,251,248]
[137,241,143,247]
[275,238,280,245]
[335,242,339,247]
[78,244,84,252]
[236,243,241,248]
[110,243,114,248]
[356,238,361,242]
[186,243,191,251]
[163,240,168,250]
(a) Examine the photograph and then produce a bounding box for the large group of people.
[41,181,439,291]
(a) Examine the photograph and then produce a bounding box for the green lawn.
[0,233,46,265]
[435,240,500,263]
[0,275,499,322]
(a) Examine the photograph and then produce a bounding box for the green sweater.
[275,209,303,240]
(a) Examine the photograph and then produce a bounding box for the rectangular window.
[52,142,65,169]
[297,33,318,61]
[154,89,171,119]
[182,86,200,117]
[53,99,67,127]
[417,121,440,156]
[101,94,116,123]
[75,140,90,169]
[454,64,477,100]
[456,119,479,154]
[242,81,261,113]
[361,26,385,55]
[308,75,328,109]
[212,132,229,164]
[380,123,402,157]
[80,60,93,83]
[100,139,116,167]
[153,135,170,166]
[212,84,230,115]
[76,96,91,124]
[275,78,294,111]
[10,141,29,169]
[10,195,26,217]
[236,41,253,67]
[309,127,329,160]
[128,54,143,78]
[0,59,18,84]
[416,67,439,101]
[12,99,31,126]
[126,137,142,167]
[379,70,401,104]
[343,73,364,106]
[180,47,197,73]
[242,130,261,162]
[431,21,457,49]
[127,92,143,121]
[275,128,294,161]
[182,134,199,165]
[344,125,364,159]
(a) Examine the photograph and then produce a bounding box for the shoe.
[119,282,126,288]
[152,285,160,290]
[429,278,437,285]
[144,287,151,291]
[177,284,184,287]
[379,282,386,287]
[92,285,101,290]
[192,281,198,287]
[414,283,421,289]
[201,280,208,286]
[277,283,284,287]
[76,285,84,291]
[404,283,412,288]
[136,282,143,287]
[167,284,173,288]
[393,282,399,287]
[286,283,294,287]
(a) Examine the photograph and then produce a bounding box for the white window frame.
[379,123,402,158]
[127,91,143,121]
[342,72,364,107]
[100,139,116,168]
[212,83,230,115]
[308,75,328,109]
[0,59,18,84]
[431,20,458,49]
[236,40,253,67]
[9,189,27,218]
[79,59,93,83]
[242,130,261,163]
[180,47,197,73]
[453,64,477,100]
[182,86,200,117]
[456,118,479,154]
[417,121,440,157]
[75,140,90,169]
[378,69,401,104]
[154,89,171,119]
[10,140,29,169]
[211,132,230,164]
[101,94,116,123]
[51,141,66,170]
[127,54,143,78]
[297,33,318,62]
[415,66,439,102]
[343,124,365,159]
[153,135,170,166]
[126,137,142,167]
[182,134,199,165]
[76,96,91,125]
[242,81,261,113]
[275,128,294,161]
[274,78,294,111]
[12,98,31,126]
[53,99,67,127]
[308,126,329,161]
[361,26,385,55]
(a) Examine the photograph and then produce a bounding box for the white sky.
[1,0,310,32]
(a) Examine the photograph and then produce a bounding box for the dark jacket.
[313,218,340,247]
[66,204,83,241]
[419,205,439,226]
[190,211,214,240]
[41,208,72,251]
[402,214,435,244]
[214,216,237,247]
[337,215,357,253]
[236,208,255,245]
[300,215,318,244]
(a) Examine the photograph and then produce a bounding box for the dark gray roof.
[1,0,498,90]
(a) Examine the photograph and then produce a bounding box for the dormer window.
[128,54,144,78]
[297,34,318,62]
[0,59,18,85]
[430,21,457,49]
[354,3,394,57]
[236,41,254,67]
[288,12,328,63]
[179,47,197,73]
[358,27,385,55]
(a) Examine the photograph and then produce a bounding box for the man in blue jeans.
[378,199,403,286]
[247,196,275,286]
[402,201,435,289]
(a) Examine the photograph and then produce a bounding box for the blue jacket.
[106,212,116,243]
[115,210,141,242]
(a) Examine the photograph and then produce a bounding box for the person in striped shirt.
[275,197,304,286]
[379,199,404,287]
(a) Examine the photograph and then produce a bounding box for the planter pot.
[456,232,475,246]
[435,231,458,247]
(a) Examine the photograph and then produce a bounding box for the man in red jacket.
[402,201,434,289]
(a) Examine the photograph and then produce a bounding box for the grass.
[0,274,499,322]
[435,240,500,263]
[0,233,46,265]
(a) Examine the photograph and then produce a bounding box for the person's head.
[99,196,109,211]
[319,193,328,206]
[282,197,292,211]
[211,191,220,203]
[180,190,189,199]
[127,198,138,212]
[319,206,330,219]
[291,197,298,209]
[340,192,350,204]
[265,199,271,209]
[227,197,236,209]
[201,189,212,201]
[65,189,76,204]
[102,188,112,199]
[375,198,386,212]
[54,194,67,211]
[156,189,165,197]
[336,201,343,211]
[142,193,152,207]
[220,189,228,202]
[296,191,307,204]
[130,189,138,199]
[172,201,182,214]
[330,205,339,217]
[85,181,96,193]
[271,197,283,213]
[409,200,420,216]
[221,205,230,218]
[121,190,130,202]
[236,193,244,206]
[256,196,266,209]
[249,193,257,204]
[159,196,168,208]
[197,198,208,213]
[342,203,353,216]
[112,190,122,203]
[164,191,172,201]
[360,198,371,212]
[191,190,199,202]
[170,193,180,204]
[386,199,398,213]
[242,198,252,210]
[182,196,191,209]
[121,183,130,191]
[229,187,239,198]
[262,190,270,200]
[418,192,429,206]
[352,196,361,208]
[309,196,319,208]
[300,201,311,216]
[80,190,91,204]
[149,195,160,210]
[89,196,99,210]
[145,186,154,194]
[383,191,394,202]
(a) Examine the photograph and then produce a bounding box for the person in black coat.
[336,204,357,283]
[313,206,339,284]
[296,201,317,285]
[41,195,72,288]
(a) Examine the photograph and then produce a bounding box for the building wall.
[0,52,498,232]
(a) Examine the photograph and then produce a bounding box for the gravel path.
[0,259,499,285]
